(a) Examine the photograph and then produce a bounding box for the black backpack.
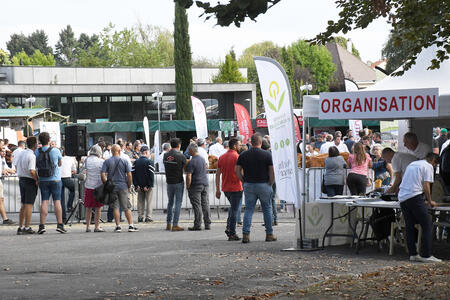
[36,148,54,178]
[369,208,396,241]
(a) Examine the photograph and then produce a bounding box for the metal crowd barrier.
[305,168,376,203]
[3,170,240,214]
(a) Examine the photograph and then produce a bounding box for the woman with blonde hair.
[371,144,393,186]
[347,142,373,195]
[82,145,105,232]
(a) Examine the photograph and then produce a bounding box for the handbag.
[93,159,121,204]
[93,184,107,204]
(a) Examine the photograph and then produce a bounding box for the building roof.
[0,108,47,118]
[0,108,69,122]
[326,43,376,90]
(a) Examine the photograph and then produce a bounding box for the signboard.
[256,118,268,128]
[319,88,439,119]
[349,120,363,142]
[40,122,61,147]
[191,96,208,139]
[254,56,300,207]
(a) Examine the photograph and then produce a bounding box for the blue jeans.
[224,191,243,235]
[271,183,277,221]
[236,200,242,223]
[167,182,184,226]
[243,182,273,235]
[400,194,432,258]
[228,197,242,224]
[39,180,62,201]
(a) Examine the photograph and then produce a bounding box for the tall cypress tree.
[174,2,193,120]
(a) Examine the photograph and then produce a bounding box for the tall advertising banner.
[191,96,208,139]
[349,120,363,142]
[254,57,300,207]
[234,103,253,144]
[143,117,150,146]
[154,130,160,159]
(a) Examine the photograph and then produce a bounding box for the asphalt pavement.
[0,211,448,299]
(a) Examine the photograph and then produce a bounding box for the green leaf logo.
[278,91,285,111]
[265,81,286,112]
[266,99,277,112]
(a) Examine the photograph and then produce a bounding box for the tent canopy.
[312,46,450,120]
[366,46,450,95]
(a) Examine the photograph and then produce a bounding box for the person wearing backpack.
[35,132,65,234]
[101,144,138,233]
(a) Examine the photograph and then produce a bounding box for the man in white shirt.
[157,143,171,173]
[12,140,26,168]
[382,148,417,194]
[208,137,225,158]
[17,137,39,234]
[403,132,431,159]
[196,138,209,168]
[319,134,334,154]
[398,153,441,263]
[332,132,349,153]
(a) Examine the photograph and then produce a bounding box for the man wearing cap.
[132,145,155,223]
[195,138,209,168]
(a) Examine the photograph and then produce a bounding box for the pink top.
[348,153,371,176]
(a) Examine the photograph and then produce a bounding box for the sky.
[0,0,392,63]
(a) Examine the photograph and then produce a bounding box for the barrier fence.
[305,168,376,203]
[4,168,372,215]
[3,171,232,214]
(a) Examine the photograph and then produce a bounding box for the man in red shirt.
[216,138,242,241]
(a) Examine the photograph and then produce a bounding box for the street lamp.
[244,98,252,118]
[25,96,36,108]
[152,91,163,134]
[300,83,313,95]
[152,91,163,156]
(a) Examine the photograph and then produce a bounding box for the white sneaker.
[409,255,422,262]
[418,256,442,263]
[128,225,139,232]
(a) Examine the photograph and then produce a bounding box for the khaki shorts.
[108,189,132,211]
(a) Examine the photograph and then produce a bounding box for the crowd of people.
[318,128,447,197]
[5,131,278,243]
[3,125,449,257]
[320,128,449,263]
